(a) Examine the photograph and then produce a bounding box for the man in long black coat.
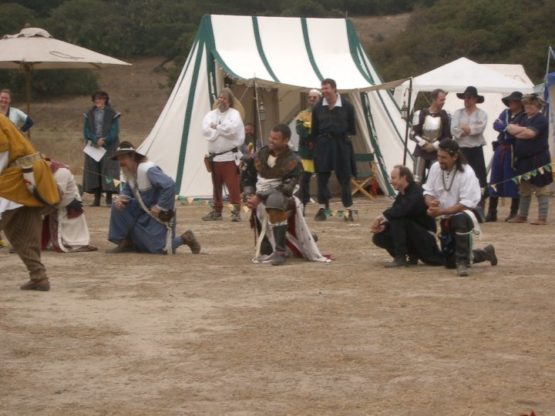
[311,78,357,222]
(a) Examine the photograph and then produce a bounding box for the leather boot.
[105,192,113,206]
[384,255,407,268]
[181,230,201,254]
[92,190,101,207]
[473,244,497,266]
[455,232,471,274]
[20,278,50,291]
[485,197,498,222]
[231,204,241,222]
[271,224,288,266]
[505,198,519,222]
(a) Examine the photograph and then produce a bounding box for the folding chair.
[351,153,376,200]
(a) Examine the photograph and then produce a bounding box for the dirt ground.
[2,28,554,415]
[1,197,554,416]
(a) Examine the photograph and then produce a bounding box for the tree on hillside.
[0,4,37,35]
[369,0,555,83]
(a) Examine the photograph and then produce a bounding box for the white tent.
[394,57,534,167]
[139,14,409,198]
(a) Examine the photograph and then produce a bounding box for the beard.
[121,166,135,182]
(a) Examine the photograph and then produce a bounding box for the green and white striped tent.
[139,14,408,198]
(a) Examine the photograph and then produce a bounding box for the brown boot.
[530,218,547,225]
[181,230,201,254]
[20,278,50,291]
[231,205,241,222]
[507,215,527,223]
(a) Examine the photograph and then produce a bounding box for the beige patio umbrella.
[0,26,131,115]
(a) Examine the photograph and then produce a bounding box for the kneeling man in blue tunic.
[107,141,200,254]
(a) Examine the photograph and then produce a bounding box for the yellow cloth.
[301,159,314,173]
[0,114,60,206]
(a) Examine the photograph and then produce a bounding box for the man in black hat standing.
[108,141,200,255]
[451,86,488,212]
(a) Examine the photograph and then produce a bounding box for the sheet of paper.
[83,141,107,162]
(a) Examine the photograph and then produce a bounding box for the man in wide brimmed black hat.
[485,91,523,222]
[107,141,201,255]
[451,86,488,214]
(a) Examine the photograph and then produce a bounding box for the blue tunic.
[488,109,521,198]
[108,163,182,253]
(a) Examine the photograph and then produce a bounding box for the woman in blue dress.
[486,91,523,222]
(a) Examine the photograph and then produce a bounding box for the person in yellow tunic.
[295,89,321,213]
[0,114,60,291]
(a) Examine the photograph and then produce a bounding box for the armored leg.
[413,156,427,184]
[270,223,288,266]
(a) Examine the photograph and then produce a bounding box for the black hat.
[456,86,484,103]
[111,141,144,160]
[501,91,523,107]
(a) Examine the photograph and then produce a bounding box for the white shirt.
[54,167,81,209]
[7,107,28,130]
[451,107,487,148]
[322,93,343,108]
[0,151,23,218]
[202,107,245,162]
[423,162,481,210]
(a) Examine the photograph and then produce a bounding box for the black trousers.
[372,218,444,265]
[317,171,352,208]
[299,171,312,206]
[461,147,487,189]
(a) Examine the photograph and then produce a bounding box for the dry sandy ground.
[1,198,554,416]
[2,24,553,415]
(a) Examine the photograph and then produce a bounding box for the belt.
[209,147,238,157]
[8,152,43,169]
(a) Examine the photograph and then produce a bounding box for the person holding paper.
[82,91,120,207]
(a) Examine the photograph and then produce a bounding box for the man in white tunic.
[42,160,97,252]
[423,139,497,277]
[201,88,245,222]
[451,86,488,212]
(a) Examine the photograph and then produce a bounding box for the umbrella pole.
[23,64,33,139]
[402,77,413,166]
[24,64,32,117]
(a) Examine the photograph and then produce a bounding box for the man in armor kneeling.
[242,124,329,266]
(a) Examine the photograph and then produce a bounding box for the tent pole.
[402,77,413,166]
[545,46,553,82]
[254,79,264,150]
